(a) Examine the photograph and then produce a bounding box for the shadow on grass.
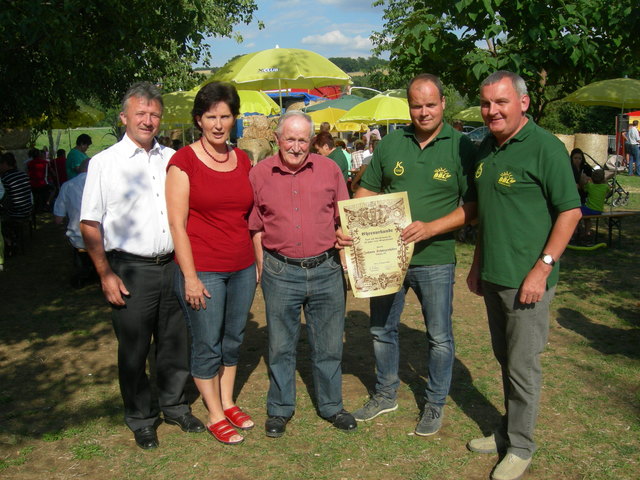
[337,307,501,433]
[556,307,640,359]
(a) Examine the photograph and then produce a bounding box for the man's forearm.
[80,220,111,277]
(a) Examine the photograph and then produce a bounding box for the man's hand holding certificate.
[338,192,414,298]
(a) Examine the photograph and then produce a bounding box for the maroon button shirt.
[249,153,349,258]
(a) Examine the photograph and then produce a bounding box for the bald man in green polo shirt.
[338,73,477,436]
[466,71,581,480]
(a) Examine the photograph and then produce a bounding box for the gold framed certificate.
[339,192,413,298]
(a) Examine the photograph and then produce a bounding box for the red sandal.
[207,419,243,445]
[224,406,254,430]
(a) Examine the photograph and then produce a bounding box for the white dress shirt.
[53,172,87,248]
[80,134,175,256]
[628,125,640,145]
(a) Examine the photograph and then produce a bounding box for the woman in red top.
[27,148,51,212]
[166,82,256,445]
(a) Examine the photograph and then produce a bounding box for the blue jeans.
[628,144,639,175]
[261,250,346,418]
[370,263,455,406]
[175,264,256,379]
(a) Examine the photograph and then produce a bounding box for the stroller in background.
[583,151,630,207]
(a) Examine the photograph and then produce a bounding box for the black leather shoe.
[265,416,289,438]
[134,426,159,449]
[164,413,205,433]
[325,409,357,431]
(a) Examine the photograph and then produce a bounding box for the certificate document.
[339,192,413,298]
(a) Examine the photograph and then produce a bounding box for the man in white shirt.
[627,120,640,176]
[81,82,204,450]
[53,159,94,286]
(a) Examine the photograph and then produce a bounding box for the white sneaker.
[491,453,532,480]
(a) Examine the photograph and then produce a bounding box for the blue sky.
[203,0,387,67]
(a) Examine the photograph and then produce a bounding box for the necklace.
[200,136,229,163]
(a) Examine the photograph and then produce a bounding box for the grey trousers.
[482,280,556,459]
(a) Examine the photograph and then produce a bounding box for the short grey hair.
[275,111,315,139]
[121,81,164,112]
[481,71,528,96]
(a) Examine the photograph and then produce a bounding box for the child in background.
[579,169,610,242]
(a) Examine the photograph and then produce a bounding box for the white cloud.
[301,30,372,50]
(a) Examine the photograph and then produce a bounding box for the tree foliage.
[0,0,258,127]
[372,0,640,121]
[328,56,388,73]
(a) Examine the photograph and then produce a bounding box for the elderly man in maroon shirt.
[249,111,357,438]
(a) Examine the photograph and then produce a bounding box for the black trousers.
[109,254,190,431]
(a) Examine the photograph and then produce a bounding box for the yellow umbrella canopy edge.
[237,90,281,116]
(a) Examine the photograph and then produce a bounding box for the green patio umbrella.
[305,95,366,113]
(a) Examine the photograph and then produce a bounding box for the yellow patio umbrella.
[335,122,369,133]
[453,106,482,123]
[308,107,346,131]
[163,87,281,127]
[562,78,640,109]
[338,96,410,126]
[308,108,368,133]
[205,46,352,106]
[237,90,281,116]
[162,88,198,126]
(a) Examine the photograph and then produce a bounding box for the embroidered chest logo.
[475,162,483,179]
[497,171,516,186]
[393,161,405,176]
[432,167,451,182]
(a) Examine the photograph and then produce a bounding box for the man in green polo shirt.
[466,71,581,480]
[338,73,477,436]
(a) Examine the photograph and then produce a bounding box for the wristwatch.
[539,253,555,266]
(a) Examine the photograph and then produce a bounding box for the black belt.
[109,251,174,265]
[266,248,335,269]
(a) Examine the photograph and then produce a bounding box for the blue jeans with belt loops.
[261,250,346,419]
[369,263,455,407]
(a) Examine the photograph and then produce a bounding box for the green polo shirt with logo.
[360,123,476,265]
[474,117,580,289]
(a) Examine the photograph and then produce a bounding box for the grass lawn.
[0,178,639,480]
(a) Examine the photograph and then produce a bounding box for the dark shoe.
[164,413,205,433]
[324,409,357,431]
[134,426,159,450]
[265,416,289,438]
[353,394,398,421]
